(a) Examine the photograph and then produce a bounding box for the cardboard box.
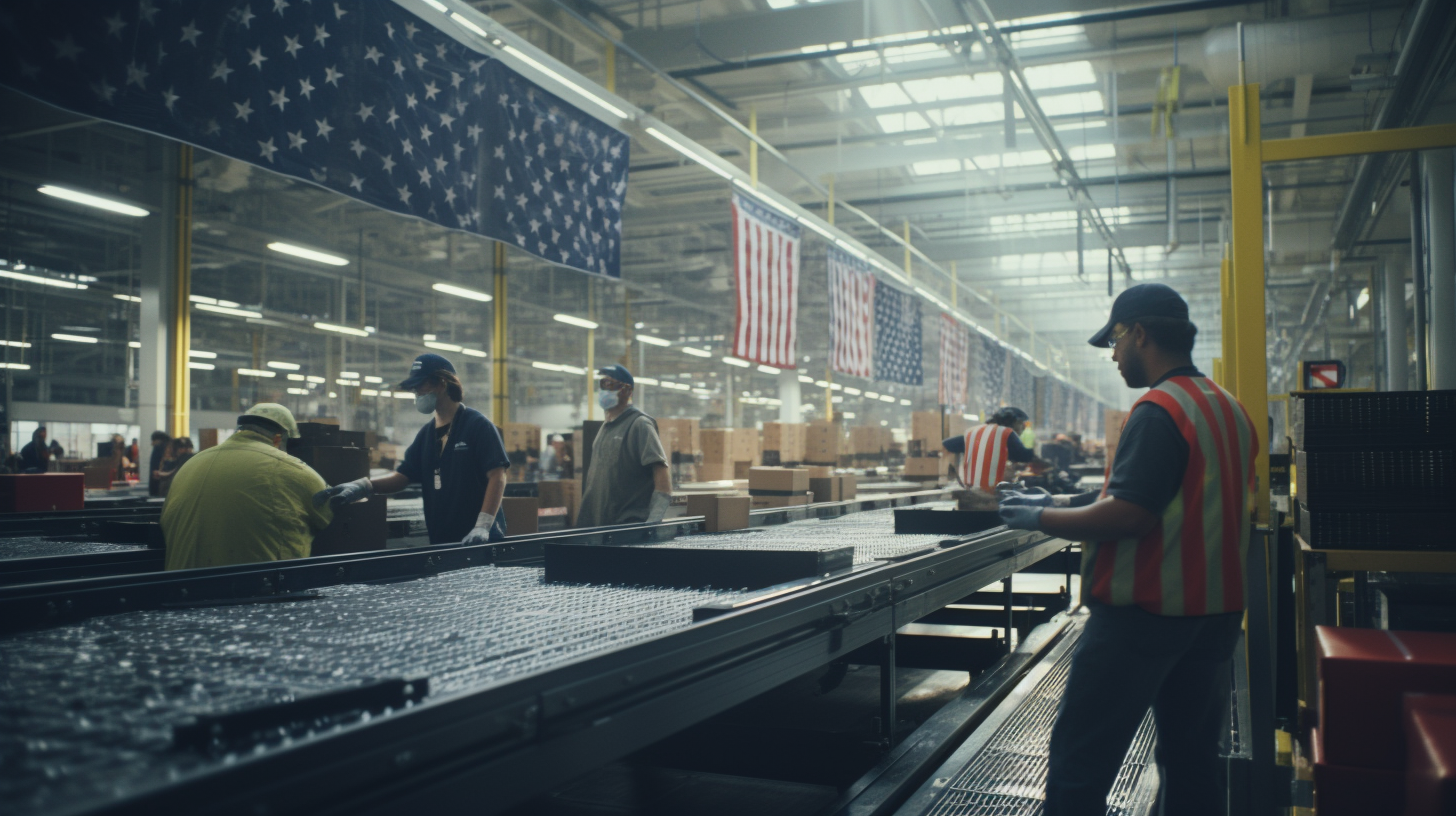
[290,445,370,486]
[762,422,806,462]
[806,465,834,478]
[731,427,760,465]
[809,476,839,503]
[537,479,581,526]
[851,426,892,456]
[1317,626,1456,769]
[686,493,750,533]
[904,456,944,477]
[734,461,753,480]
[912,412,973,454]
[806,421,841,464]
[1311,727,1406,816]
[696,461,737,482]
[199,428,221,450]
[839,473,858,500]
[500,496,539,535]
[701,428,733,463]
[751,492,811,508]
[83,464,114,490]
[500,422,542,454]
[1105,409,1129,458]
[0,473,85,512]
[658,418,700,456]
[748,467,809,493]
[1405,695,1456,816]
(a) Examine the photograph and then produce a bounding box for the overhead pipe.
[1198,12,1402,88]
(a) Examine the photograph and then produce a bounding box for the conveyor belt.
[680,503,961,565]
[0,537,145,560]
[894,618,1161,816]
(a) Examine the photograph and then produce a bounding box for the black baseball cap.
[399,352,456,390]
[598,364,633,386]
[1087,283,1190,347]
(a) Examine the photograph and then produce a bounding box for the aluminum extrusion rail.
[0,488,949,633]
[18,527,1064,816]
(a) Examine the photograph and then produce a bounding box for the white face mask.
[596,389,620,410]
[415,392,438,415]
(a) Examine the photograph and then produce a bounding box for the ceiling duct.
[1198,11,1402,88]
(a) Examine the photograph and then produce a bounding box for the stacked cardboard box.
[698,428,758,481]
[686,493,750,532]
[731,427,760,467]
[538,479,581,527]
[288,424,386,555]
[848,426,894,465]
[910,412,974,456]
[748,466,811,508]
[762,422,806,465]
[1104,409,1129,460]
[805,421,842,465]
[904,456,944,481]
[657,418,701,481]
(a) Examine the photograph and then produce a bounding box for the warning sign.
[1301,360,1346,390]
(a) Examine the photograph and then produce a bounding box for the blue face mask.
[596,389,620,411]
[414,392,438,415]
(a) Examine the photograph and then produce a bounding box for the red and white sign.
[1307,363,1342,389]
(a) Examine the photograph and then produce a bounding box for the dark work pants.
[1043,601,1244,816]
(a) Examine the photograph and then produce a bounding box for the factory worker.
[19,426,50,473]
[997,284,1258,816]
[162,404,333,570]
[316,353,510,544]
[940,406,1036,509]
[574,365,672,528]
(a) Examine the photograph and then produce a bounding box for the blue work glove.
[313,477,373,507]
[998,505,1044,531]
[461,512,496,545]
[1000,489,1054,507]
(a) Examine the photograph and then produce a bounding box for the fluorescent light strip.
[798,375,814,384]
[636,335,672,347]
[340,371,360,378]
[267,242,348,266]
[286,387,310,396]
[502,45,628,119]
[900,399,912,406]
[531,361,564,371]
[392,391,414,399]
[450,11,488,37]
[189,350,218,359]
[37,185,148,217]
[361,388,380,396]
[128,341,141,349]
[239,368,276,378]
[460,348,487,357]
[0,340,32,348]
[188,361,215,371]
[335,378,360,386]
[113,293,142,303]
[553,314,599,330]
[364,376,384,384]
[646,127,732,180]
[681,347,712,358]
[267,361,300,370]
[635,376,659,385]
[0,269,87,290]
[314,322,369,337]
[722,356,750,368]
[756,365,780,375]
[51,333,98,344]
[0,363,31,370]
[432,282,493,302]
[286,373,306,381]
[196,303,263,319]
[305,376,326,384]
[421,0,448,11]
[424,341,464,352]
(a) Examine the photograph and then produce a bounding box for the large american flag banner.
[938,313,968,408]
[732,192,800,368]
[0,1,628,278]
[873,283,923,386]
[827,246,875,378]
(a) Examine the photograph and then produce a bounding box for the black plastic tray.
[893,508,1002,536]
[543,542,854,590]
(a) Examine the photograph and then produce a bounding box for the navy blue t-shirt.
[942,428,1035,462]
[397,406,512,544]
[1104,366,1202,515]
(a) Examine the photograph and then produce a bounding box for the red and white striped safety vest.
[1083,376,1259,616]
[958,424,1015,491]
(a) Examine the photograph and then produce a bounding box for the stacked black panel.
[1293,390,1456,551]
[287,422,387,555]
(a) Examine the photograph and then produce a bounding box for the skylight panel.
[1023,61,1096,90]
[901,74,1002,103]
[1068,143,1116,161]
[937,102,1004,126]
[882,42,945,64]
[912,159,964,176]
[876,111,930,133]
[1038,91,1104,116]
[859,82,912,108]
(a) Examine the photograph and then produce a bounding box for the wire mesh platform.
[679,503,963,565]
[0,537,145,561]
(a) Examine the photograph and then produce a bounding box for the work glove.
[998,505,1044,531]
[993,481,1023,494]
[462,512,496,545]
[313,477,373,507]
[646,490,672,523]
[1000,488,1054,507]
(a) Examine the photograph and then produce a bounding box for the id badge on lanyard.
[435,429,450,491]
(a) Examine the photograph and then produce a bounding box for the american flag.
[732,192,800,368]
[828,246,874,378]
[873,283,923,386]
[0,1,628,278]
[938,313,968,408]
[973,333,1007,412]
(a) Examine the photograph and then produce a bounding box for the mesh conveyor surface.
[0,538,146,561]
[0,566,757,815]
[921,626,1156,816]
[678,502,963,565]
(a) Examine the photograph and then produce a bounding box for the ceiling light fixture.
[51,333,98,344]
[636,376,659,385]
[645,127,732,180]
[314,322,370,337]
[424,340,464,352]
[37,185,148,217]
[113,294,142,303]
[0,267,87,290]
[196,303,263,319]
[450,11,488,37]
[189,350,218,359]
[681,347,712,358]
[239,368,276,378]
[460,348,487,357]
[756,365,780,375]
[287,373,306,381]
[636,334,672,347]
[553,314,599,330]
[267,242,348,266]
[722,356,750,368]
[188,361,215,371]
[0,363,31,370]
[503,45,628,119]
[0,340,33,349]
[432,282,493,302]
[266,361,300,370]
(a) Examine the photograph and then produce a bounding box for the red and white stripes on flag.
[732,193,802,368]
[938,313,969,408]
[828,246,875,378]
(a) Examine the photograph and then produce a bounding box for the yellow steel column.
[603,42,615,94]
[749,108,758,188]
[903,219,912,280]
[169,144,193,437]
[1218,243,1236,387]
[492,242,509,422]
[826,176,834,225]
[1228,82,1269,523]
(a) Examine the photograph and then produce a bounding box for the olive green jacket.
[162,430,333,570]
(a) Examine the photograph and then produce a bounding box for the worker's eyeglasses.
[599,379,626,391]
[1104,324,1131,349]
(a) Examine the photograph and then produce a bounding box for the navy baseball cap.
[399,352,456,390]
[1087,283,1190,347]
[598,364,633,386]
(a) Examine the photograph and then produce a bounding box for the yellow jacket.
[162,430,333,570]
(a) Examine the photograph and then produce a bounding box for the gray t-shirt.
[576,405,668,527]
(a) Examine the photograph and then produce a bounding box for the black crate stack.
[287,423,387,556]
[1293,390,1456,551]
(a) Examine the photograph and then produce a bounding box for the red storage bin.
[1311,726,1406,816]
[1317,626,1456,769]
[0,473,85,512]
[1405,694,1456,816]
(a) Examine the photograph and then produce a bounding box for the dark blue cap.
[399,352,456,390]
[1087,283,1190,347]
[598,364,633,386]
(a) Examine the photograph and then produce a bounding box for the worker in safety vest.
[941,407,1035,509]
[997,283,1258,816]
